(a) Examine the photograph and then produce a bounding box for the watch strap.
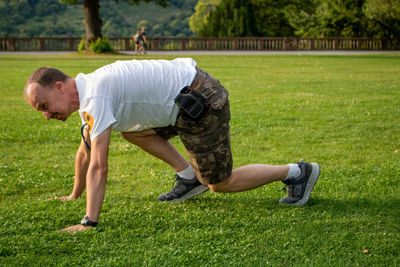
[81,215,98,227]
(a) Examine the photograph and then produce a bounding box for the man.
[140,26,147,53]
[24,58,320,233]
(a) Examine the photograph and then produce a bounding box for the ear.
[54,81,65,94]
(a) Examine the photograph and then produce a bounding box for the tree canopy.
[0,0,196,38]
[197,0,258,37]
[1,0,399,39]
[60,0,170,42]
[363,0,400,38]
[189,0,220,35]
[197,0,400,38]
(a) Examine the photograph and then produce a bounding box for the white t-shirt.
[76,58,197,141]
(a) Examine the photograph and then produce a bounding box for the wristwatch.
[81,215,98,227]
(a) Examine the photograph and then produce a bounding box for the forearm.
[85,165,108,222]
[71,152,90,198]
[70,148,90,198]
[82,126,111,223]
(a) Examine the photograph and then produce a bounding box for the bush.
[78,39,85,52]
[78,38,113,53]
[89,38,113,53]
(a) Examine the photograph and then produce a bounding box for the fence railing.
[1,37,399,51]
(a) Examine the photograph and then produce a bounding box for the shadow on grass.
[162,193,400,218]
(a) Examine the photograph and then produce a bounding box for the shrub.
[89,38,113,53]
[78,38,113,53]
[78,39,85,52]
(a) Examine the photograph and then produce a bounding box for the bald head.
[24,67,79,121]
[24,82,44,109]
[24,67,69,100]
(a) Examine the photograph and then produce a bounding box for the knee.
[121,130,157,145]
[208,184,221,192]
[207,176,232,193]
[121,132,139,145]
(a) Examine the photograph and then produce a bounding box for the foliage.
[363,0,400,38]
[318,0,368,37]
[100,0,196,38]
[283,0,320,37]
[283,0,400,38]
[1,53,400,265]
[89,37,113,53]
[197,0,400,38]
[251,0,295,37]
[59,0,188,42]
[1,0,400,38]
[196,0,298,37]
[198,0,258,37]
[78,40,86,52]
[78,37,113,53]
[189,0,220,34]
[0,0,69,37]
[0,0,196,38]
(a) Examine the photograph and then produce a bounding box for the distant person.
[133,31,141,54]
[24,58,321,233]
[140,26,147,54]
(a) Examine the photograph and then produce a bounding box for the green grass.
[1,53,400,266]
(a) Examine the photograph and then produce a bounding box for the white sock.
[177,165,195,180]
[285,164,301,180]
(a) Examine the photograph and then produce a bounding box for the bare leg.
[122,130,290,194]
[208,164,289,193]
[121,130,189,172]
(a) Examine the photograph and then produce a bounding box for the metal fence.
[1,37,399,51]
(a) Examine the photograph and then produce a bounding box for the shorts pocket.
[199,74,229,110]
[186,134,233,185]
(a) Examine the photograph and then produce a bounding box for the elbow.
[95,164,108,177]
[89,162,108,179]
[77,146,91,162]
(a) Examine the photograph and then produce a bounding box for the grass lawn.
[0,52,399,266]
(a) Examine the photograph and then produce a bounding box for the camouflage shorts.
[154,68,232,185]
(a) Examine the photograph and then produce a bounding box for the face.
[26,81,77,121]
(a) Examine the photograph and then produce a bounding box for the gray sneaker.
[279,160,320,206]
[158,174,209,202]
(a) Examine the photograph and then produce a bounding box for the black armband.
[174,86,210,120]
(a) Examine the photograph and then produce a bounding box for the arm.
[60,126,91,201]
[85,126,112,222]
[61,127,111,233]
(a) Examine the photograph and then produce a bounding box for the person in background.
[140,26,147,54]
[133,31,141,54]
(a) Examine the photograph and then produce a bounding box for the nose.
[42,111,52,120]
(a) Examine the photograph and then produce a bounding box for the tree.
[363,0,400,38]
[316,0,367,37]
[285,0,375,38]
[195,0,296,37]
[198,0,258,37]
[61,0,169,43]
[189,0,220,34]
[251,0,295,37]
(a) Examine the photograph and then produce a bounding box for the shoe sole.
[294,163,320,206]
[170,185,209,203]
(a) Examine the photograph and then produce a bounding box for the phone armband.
[174,86,210,120]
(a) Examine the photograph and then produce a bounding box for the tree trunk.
[83,0,102,43]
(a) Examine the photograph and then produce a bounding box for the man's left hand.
[59,194,77,201]
[60,224,92,234]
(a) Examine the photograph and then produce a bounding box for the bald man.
[25,58,321,233]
